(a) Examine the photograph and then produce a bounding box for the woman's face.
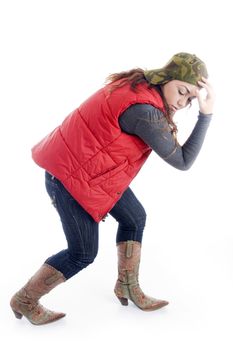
[161,80,199,115]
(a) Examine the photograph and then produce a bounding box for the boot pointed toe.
[10,264,66,325]
[115,241,169,312]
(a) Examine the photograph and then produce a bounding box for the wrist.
[199,111,213,117]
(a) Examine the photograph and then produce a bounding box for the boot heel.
[117,297,128,306]
[12,310,23,319]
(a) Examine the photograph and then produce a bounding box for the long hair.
[105,68,178,136]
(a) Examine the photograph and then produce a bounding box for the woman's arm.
[119,104,212,170]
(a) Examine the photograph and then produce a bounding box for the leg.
[44,171,99,279]
[10,172,99,325]
[109,187,169,311]
[109,187,146,243]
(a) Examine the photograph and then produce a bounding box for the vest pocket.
[88,160,128,187]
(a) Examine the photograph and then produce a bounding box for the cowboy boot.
[114,240,169,311]
[10,263,66,325]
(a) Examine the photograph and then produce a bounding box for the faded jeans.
[45,171,146,279]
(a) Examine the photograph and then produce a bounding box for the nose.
[177,97,187,109]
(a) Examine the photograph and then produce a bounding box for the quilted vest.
[32,82,165,222]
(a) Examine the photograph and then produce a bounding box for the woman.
[10,52,214,325]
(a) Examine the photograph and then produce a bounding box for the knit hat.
[144,52,208,86]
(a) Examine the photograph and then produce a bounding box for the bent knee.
[69,251,97,268]
[122,212,147,232]
[133,209,147,230]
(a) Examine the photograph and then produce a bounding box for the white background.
[1,0,233,349]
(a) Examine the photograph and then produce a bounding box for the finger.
[195,89,202,104]
[200,77,213,90]
[197,81,208,95]
[201,77,208,82]
[198,80,213,95]
[198,80,206,87]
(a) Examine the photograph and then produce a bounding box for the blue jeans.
[45,171,146,279]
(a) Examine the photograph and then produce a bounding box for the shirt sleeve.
[119,104,212,171]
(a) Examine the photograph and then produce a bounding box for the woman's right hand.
[196,77,215,115]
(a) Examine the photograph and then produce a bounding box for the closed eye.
[178,89,185,96]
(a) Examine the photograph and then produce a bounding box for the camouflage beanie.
[144,52,208,86]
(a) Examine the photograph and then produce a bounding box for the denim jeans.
[45,171,146,279]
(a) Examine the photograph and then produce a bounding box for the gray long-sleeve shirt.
[119,104,212,170]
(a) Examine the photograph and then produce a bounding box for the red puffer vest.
[32,82,165,222]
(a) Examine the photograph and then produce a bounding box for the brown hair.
[105,68,178,135]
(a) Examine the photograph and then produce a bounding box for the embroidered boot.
[114,240,169,311]
[10,263,66,325]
